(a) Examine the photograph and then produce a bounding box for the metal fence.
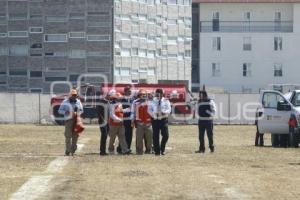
[0,92,260,125]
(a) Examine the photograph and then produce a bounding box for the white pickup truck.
[255,90,300,147]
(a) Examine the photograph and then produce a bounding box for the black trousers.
[198,121,214,151]
[117,120,133,152]
[100,124,109,153]
[152,119,169,154]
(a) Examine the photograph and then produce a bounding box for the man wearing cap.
[148,88,171,156]
[108,92,131,155]
[117,86,134,154]
[131,89,153,155]
[58,89,83,156]
[196,90,216,153]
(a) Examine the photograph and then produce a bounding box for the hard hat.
[108,89,116,97]
[111,92,123,99]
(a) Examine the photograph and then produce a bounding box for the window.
[274,37,282,51]
[168,54,177,58]
[30,88,42,93]
[148,68,155,76]
[262,92,285,109]
[274,63,283,77]
[87,51,110,57]
[69,74,79,82]
[29,27,43,33]
[30,53,42,57]
[45,77,67,82]
[212,63,221,77]
[44,34,68,42]
[212,37,221,51]
[167,19,177,25]
[0,33,7,38]
[46,16,67,23]
[8,31,28,38]
[168,0,177,4]
[9,45,28,56]
[47,67,67,72]
[243,63,252,77]
[69,50,86,58]
[148,50,155,58]
[139,49,147,57]
[69,13,85,20]
[168,37,177,45]
[87,35,110,41]
[31,43,42,49]
[9,69,27,76]
[275,11,281,22]
[244,12,251,21]
[212,12,220,32]
[0,47,8,56]
[185,50,191,57]
[45,52,67,57]
[132,48,138,56]
[8,13,27,21]
[30,71,43,78]
[115,68,121,76]
[30,14,42,20]
[121,48,131,57]
[69,32,85,38]
[243,37,252,51]
[178,53,184,60]
[120,68,130,76]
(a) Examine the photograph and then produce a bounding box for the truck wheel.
[271,134,279,147]
[289,126,299,148]
[279,134,288,148]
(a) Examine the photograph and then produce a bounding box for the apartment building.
[192,0,300,93]
[0,0,192,93]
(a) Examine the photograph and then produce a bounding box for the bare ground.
[1,125,300,200]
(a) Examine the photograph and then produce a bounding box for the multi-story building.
[0,0,192,93]
[192,0,300,93]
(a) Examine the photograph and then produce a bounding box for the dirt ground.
[1,124,300,200]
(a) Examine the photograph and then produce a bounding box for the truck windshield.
[291,93,300,107]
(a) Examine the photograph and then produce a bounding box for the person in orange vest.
[108,92,131,155]
[131,89,153,155]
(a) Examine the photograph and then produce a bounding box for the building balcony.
[200,21,293,33]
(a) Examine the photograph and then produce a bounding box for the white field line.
[208,174,249,199]
[9,139,89,200]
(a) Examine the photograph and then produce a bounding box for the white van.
[256,90,300,147]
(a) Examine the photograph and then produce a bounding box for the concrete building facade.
[192,0,300,93]
[114,0,192,86]
[0,0,192,93]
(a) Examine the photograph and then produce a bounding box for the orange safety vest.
[109,103,124,126]
[135,101,151,124]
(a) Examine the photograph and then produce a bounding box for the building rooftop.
[193,0,300,3]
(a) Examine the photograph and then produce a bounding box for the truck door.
[258,91,291,134]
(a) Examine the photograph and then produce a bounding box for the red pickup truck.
[50,83,194,125]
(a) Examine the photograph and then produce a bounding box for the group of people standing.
[58,86,216,156]
[97,86,171,156]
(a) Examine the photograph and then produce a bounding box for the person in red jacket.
[131,89,153,155]
[108,92,131,155]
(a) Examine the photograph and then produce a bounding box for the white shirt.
[148,97,171,120]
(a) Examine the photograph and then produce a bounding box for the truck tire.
[289,126,299,148]
[279,134,288,147]
[271,134,279,147]
[53,105,64,126]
